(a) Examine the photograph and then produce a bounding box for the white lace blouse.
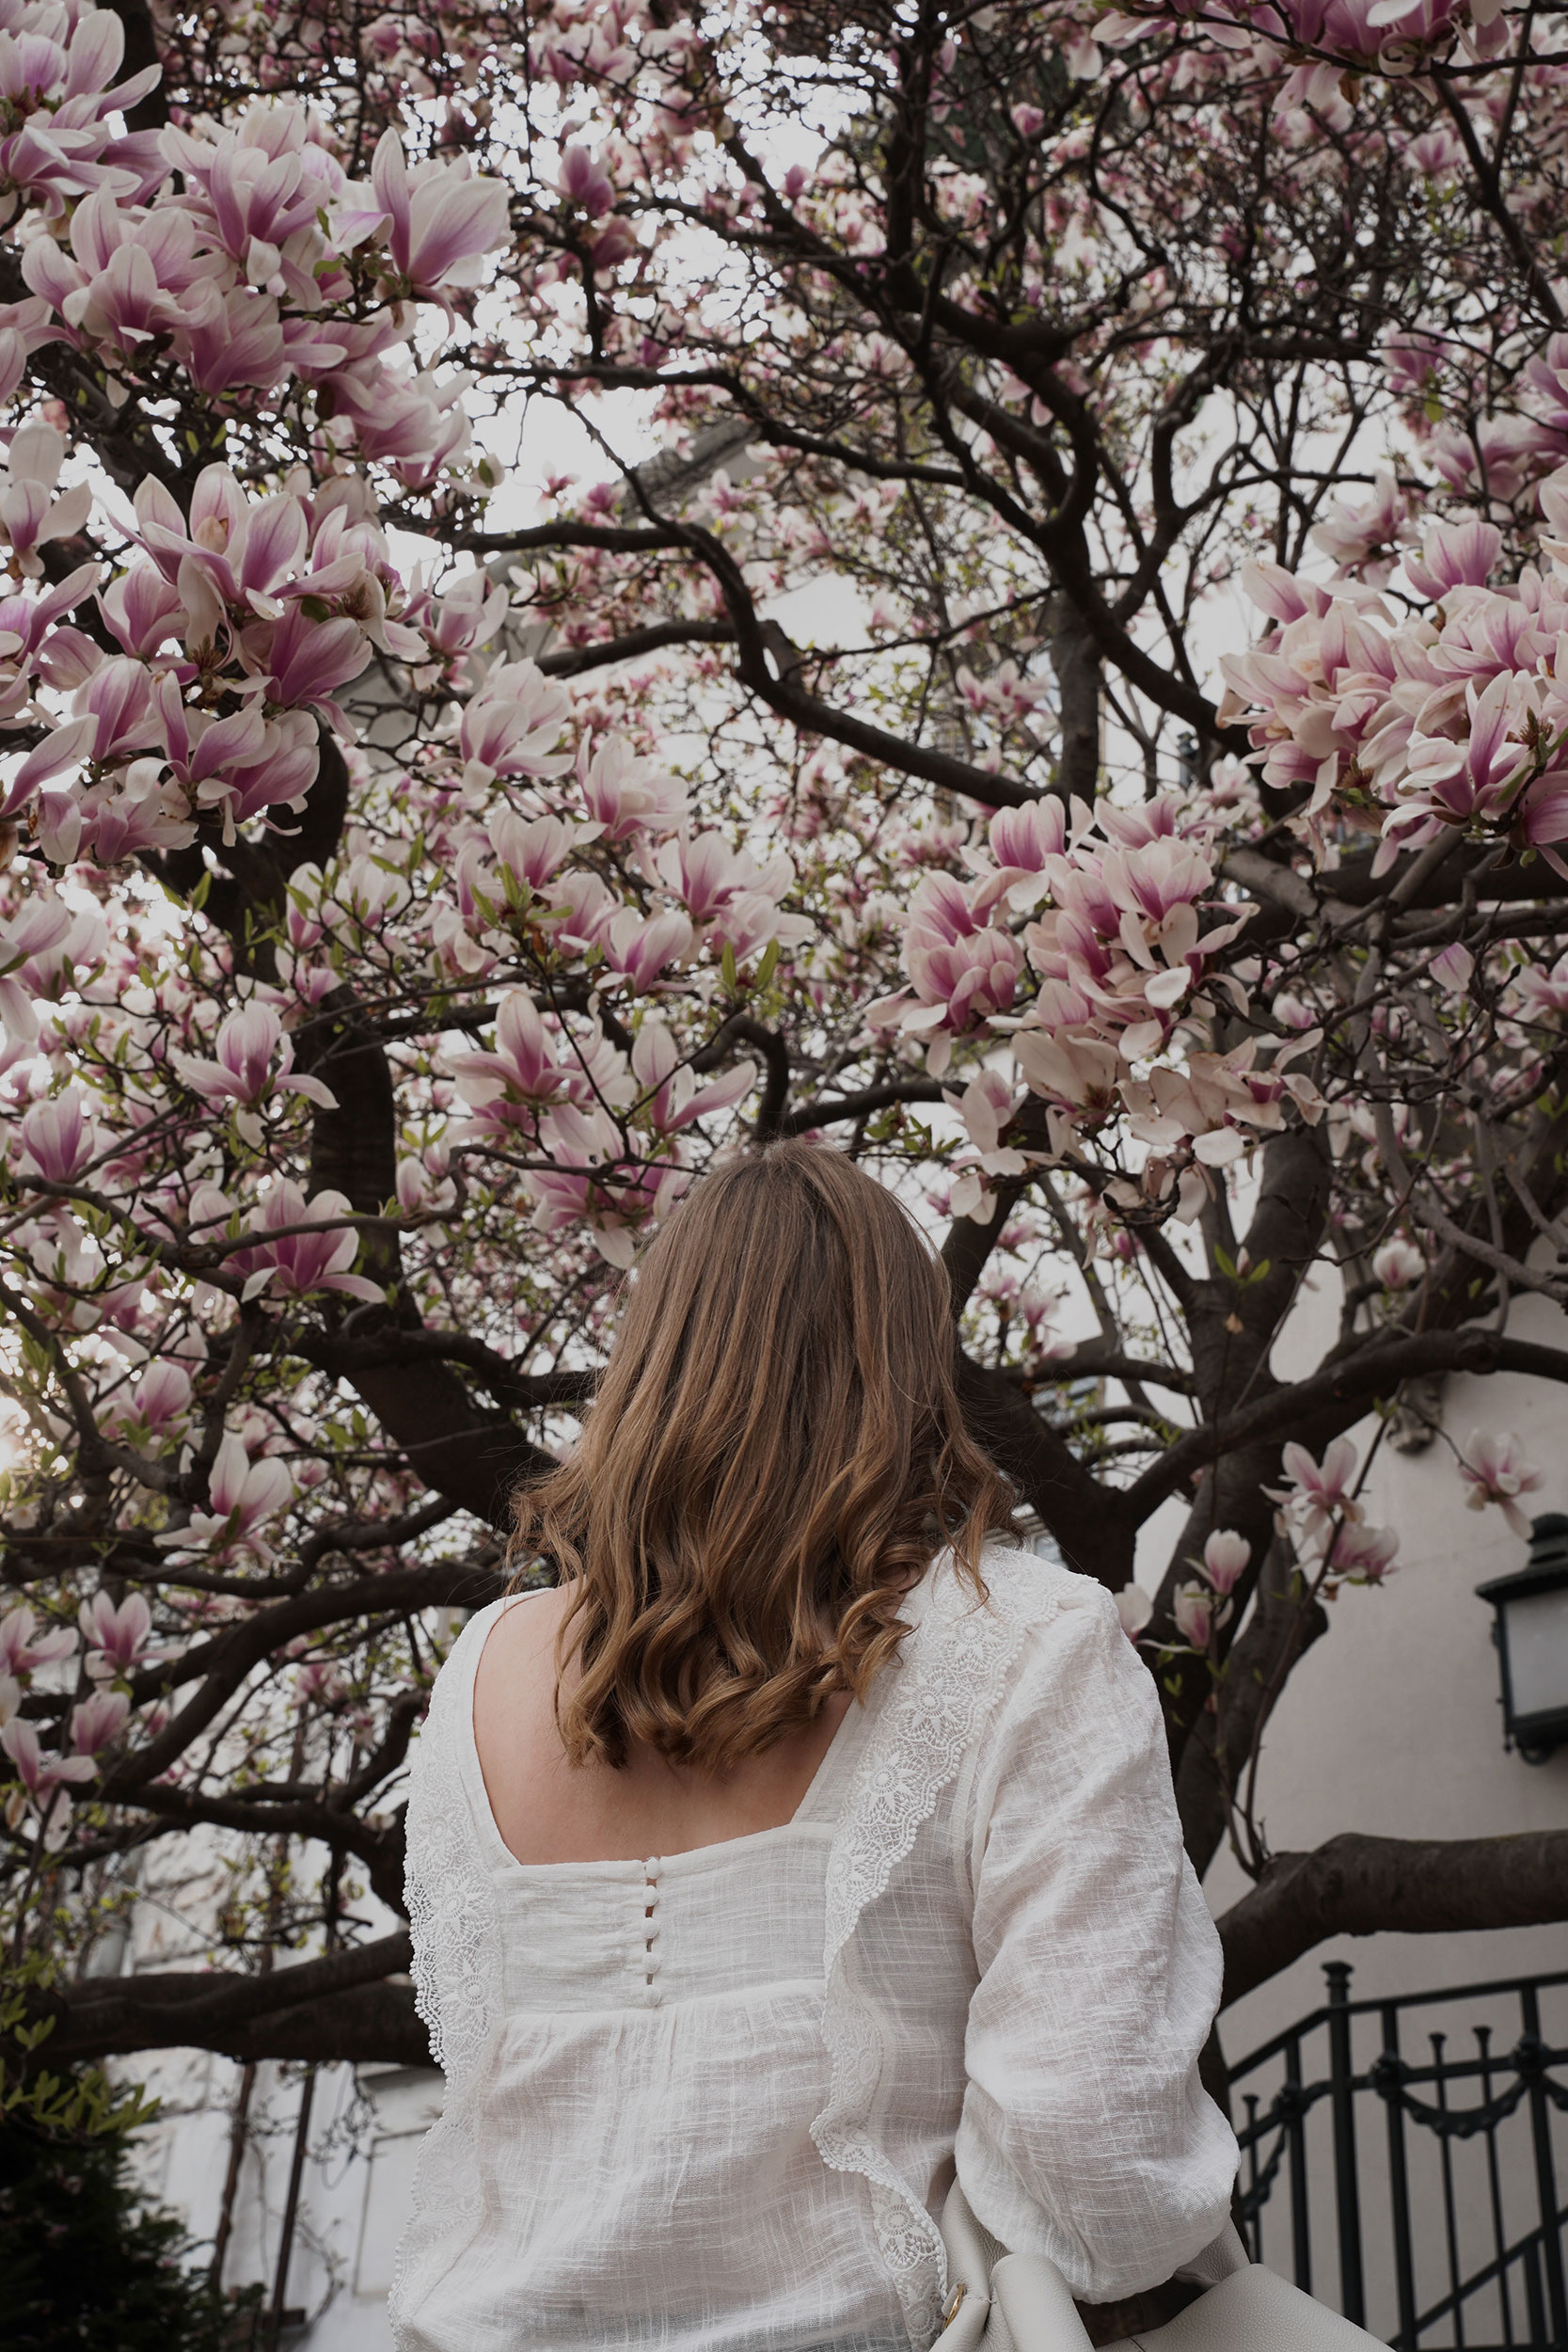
[389,1545,1238,2352]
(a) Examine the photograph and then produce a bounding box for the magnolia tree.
[2,0,1568,2081]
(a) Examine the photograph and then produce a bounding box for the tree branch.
[538,619,736,677]
[35,1932,426,2068]
[955,1350,1134,1586]
[1132,1328,1568,1521]
[1218,1829,1568,2007]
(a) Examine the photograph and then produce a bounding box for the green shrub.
[0,2105,260,2352]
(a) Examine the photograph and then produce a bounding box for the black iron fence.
[1231,1965,1568,2351]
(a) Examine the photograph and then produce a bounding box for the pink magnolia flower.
[1386,672,1533,848]
[1268,1436,1362,1539]
[1101,836,1215,926]
[71,1687,130,1754]
[164,112,335,286]
[1199,1529,1250,1595]
[24,194,209,360]
[372,129,511,293]
[0,422,91,574]
[410,569,510,662]
[1324,1522,1401,1585]
[168,1431,295,1553]
[969,798,1067,914]
[460,659,573,787]
[544,871,614,961]
[0,892,73,1042]
[556,142,616,218]
[246,601,371,728]
[100,564,185,660]
[322,361,473,485]
[1428,943,1473,994]
[1,1716,95,1802]
[901,872,1021,1038]
[174,283,287,400]
[135,468,309,622]
[0,1603,79,1677]
[1513,952,1568,1024]
[0,295,61,405]
[989,799,1066,869]
[11,655,161,797]
[577,739,688,841]
[0,561,103,731]
[78,1590,151,1678]
[590,219,639,271]
[156,682,321,843]
[19,1087,96,1183]
[226,1180,384,1305]
[527,1103,689,1267]
[1309,469,1411,581]
[947,1068,1025,1156]
[129,1360,193,1432]
[1115,1584,1153,1638]
[603,906,695,988]
[395,1145,456,1216]
[1172,1581,1227,1648]
[450,989,573,1123]
[1405,519,1503,603]
[1012,1028,1121,1116]
[325,852,411,932]
[631,1020,755,1133]
[1459,1430,1545,1537]
[488,809,600,896]
[654,832,798,936]
[1372,1237,1426,1290]
[178,1001,335,1142]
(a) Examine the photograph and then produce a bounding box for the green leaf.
[720,940,738,994]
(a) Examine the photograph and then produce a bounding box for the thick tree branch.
[1218,1830,1568,2007]
[1177,1538,1330,1876]
[302,989,556,1522]
[955,1351,1134,1586]
[34,1932,425,2068]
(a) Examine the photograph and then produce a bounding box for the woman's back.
[390,1545,1237,2352]
[471,1583,855,1866]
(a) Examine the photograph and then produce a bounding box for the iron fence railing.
[1231,1964,1568,2351]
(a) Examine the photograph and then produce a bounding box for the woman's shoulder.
[921,1539,1135,1718]
[937,1537,1121,1645]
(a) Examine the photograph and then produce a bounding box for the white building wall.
[1202,1282,1568,2058]
[1174,1284,1568,2345]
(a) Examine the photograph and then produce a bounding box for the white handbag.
[933,2182,1386,2352]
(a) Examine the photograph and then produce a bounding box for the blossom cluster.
[1221,467,1568,875]
[866,789,1319,1224]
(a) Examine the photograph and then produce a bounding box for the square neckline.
[457,1592,878,1881]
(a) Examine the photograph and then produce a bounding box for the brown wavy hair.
[509,1139,1016,1771]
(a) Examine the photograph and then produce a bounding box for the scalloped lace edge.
[388,1615,500,2341]
[811,1549,1047,2349]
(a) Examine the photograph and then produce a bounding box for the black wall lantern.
[1477,1512,1568,1763]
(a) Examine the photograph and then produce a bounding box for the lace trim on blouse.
[388,1608,505,2329]
[810,1549,1045,2346]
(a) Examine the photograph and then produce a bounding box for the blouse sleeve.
[953,1576,1238,2301]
